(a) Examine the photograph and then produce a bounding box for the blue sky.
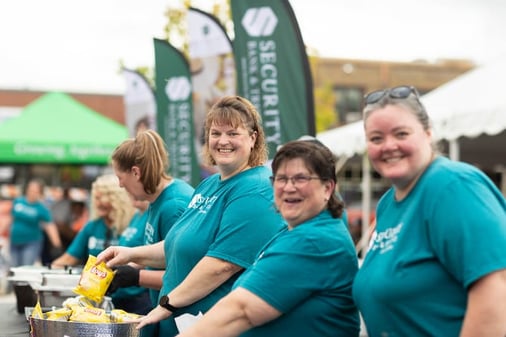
[1,0,505,94]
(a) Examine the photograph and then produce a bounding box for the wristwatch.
[159,295,179,312]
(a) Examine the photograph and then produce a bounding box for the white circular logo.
[241,7,278,37]
[165,76,191,101]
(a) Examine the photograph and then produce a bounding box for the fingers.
[135,306,171,330]
[136,317,148,330]
[96,246,127,268]
[95,247,114,265]
[136,313,156,330]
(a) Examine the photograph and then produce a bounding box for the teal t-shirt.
[353,156,506,337]
[143,178,194,336]
[144,179,194,246]
[160,166,283,337]
[66,217,119,260]
[236,210,359,337]
[10,197,51,245]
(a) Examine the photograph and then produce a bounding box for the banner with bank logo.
[153,38,200,186]
[187,7,236,179]
[122,68,157,137]
[231,0,315,157]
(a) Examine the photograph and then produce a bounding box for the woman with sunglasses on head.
[97,96,283,337]
[175,140,360,337]
[352,86,506,336]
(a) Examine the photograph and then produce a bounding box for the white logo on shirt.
[188,193,217,214]
[369,223,403,254]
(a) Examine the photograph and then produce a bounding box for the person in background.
[101,129,195,336]
[50,186,74,248]
[8,178,62,267]
[52,174,154,315]
[41,186,73,265]
[51,174,136,267]
[352,85,506,336]
[176,140,360,337]
[97,96,283,337]
[107,196,152,315]
[70,199,89,234]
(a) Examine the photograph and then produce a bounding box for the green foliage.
[314,83,338,132]
[309,56,338,132]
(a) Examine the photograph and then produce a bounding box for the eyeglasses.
[364,85,421,105]
[270,175,321,188]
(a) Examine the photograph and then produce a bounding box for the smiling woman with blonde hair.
[52,174,136,267]
[97,96,283,337]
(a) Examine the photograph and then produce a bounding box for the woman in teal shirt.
[176,140,360,337]
[52,174,136,265]
[9,178,62,266]
[353,86,506,336]
[97,96,283,337]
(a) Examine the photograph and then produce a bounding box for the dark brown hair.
[271,140,344,218]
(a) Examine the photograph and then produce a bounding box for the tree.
[308,55,338,132]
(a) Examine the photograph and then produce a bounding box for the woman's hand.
[96,246,133,268]
[136,305,172,330]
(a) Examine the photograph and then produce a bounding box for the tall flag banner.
[231,0,315,157]
[187,7,236,179]
[123,68,157,137]
[153,38,200,187]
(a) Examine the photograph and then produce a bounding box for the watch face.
[159,295,168,306]
[159,295,177,312]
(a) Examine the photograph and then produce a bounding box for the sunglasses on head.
[364,85,421,105]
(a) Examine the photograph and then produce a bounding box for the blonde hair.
[111,129,171,195]
[202,96,268,166]
[90,174,135,234]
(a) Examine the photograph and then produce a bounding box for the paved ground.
[0,292,30,337]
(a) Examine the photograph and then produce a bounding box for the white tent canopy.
[317,120,365,159]
[423,58,506,141]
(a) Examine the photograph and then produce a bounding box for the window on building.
[333,87,364,124]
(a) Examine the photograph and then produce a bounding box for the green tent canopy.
[0,92,128,164]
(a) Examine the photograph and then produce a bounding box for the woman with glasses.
[176,140,360,337]
[97,96,283,337]
[352,86,506,336]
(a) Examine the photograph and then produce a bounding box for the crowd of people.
[0,91,505,336]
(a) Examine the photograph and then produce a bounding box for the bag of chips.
[73,255,115,303]
[31,299,45,319]
[45,308,72,321]
[69,306,111,323]
[110,309,143,323]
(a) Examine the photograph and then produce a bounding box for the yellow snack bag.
[73,255,115,303]
[69,306,111,323]
[31,299,45,319]
[110,309,143,323]
[63,295,96,309]
[45,308,72,321]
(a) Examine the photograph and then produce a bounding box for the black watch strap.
[159,295,179,312]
